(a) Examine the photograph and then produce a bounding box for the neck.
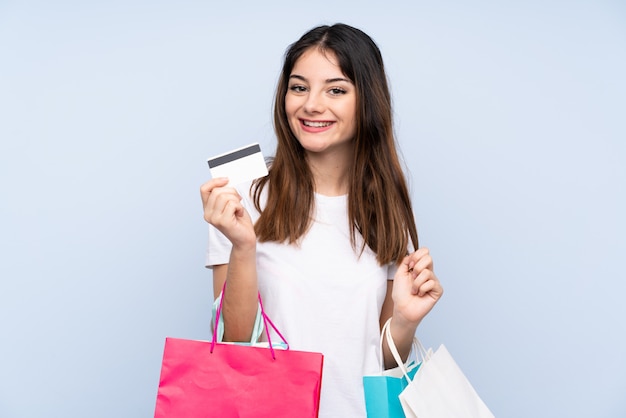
[306,151,352,197]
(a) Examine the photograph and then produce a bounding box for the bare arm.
[380,282,418,369]
[202,178,259,342]
[212,247,258,341]
[380,248,443,369]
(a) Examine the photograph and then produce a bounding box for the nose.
[303,92,324,114]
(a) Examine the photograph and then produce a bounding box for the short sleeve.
[205,224,233,269]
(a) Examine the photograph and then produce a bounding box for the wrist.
[390,311,420,336]
[230,241,257,259]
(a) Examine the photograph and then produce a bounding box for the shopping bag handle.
[381,318,428,381]
[211,281,289,360]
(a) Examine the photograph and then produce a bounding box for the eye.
[328,87,347,96]
[289,84,307,93]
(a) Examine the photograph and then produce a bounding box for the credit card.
[207,143,268,186]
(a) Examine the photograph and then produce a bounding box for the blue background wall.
[1,1,624,417]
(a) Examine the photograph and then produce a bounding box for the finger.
[400,254,413,274]
[220,196,245,218]
[203,189,242,224]
[411,269,436,296]
[407,247,431,272]
[200,177,229,196]
[200,177,229,205]
[412,253,433,275]
[415,279,443,298]
[205,185,241,213]
[206,191,242,223]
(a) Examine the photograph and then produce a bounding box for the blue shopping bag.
[363,318,422,417]
[363,361,420,417]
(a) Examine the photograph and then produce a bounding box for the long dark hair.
[253,23,418,265]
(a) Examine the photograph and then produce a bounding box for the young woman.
[201,23,443,416]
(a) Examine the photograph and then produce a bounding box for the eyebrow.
[289,74,353,84]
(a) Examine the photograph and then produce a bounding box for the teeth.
[303,120,332,127]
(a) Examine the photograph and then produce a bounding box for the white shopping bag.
[384,324,495,418]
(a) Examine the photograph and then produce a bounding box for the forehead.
[290,48,345,78]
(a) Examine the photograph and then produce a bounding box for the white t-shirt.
[205,182,396,417]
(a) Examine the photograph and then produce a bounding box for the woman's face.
[285,48,357,157]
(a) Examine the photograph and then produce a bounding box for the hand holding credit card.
[207,143,269,186]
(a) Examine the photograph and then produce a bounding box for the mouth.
[301,119,334,128]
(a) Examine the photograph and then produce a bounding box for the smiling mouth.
[302,120,333,128]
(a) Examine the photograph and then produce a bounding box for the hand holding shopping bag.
[363,318,421,417]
